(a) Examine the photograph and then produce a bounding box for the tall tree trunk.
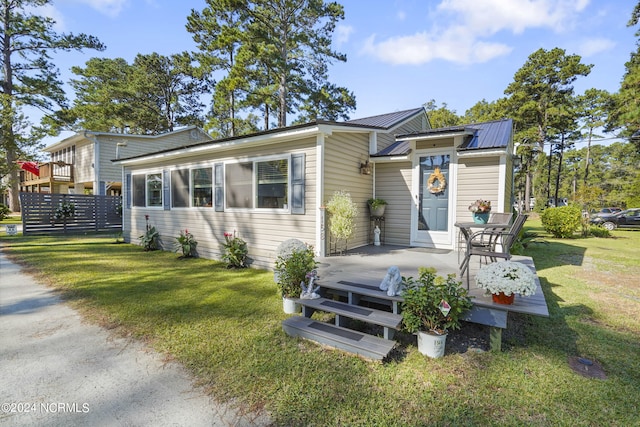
[554,134,565,206]
[6,148,21,213]
[524,154,532,212]
[546,145,553,207]
[584,127,593,184]
[278,73,287,127]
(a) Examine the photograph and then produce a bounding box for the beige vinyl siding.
[323,131,371,253]
[374,161,413,246]
[123,137,316,269]
[416,138,455,150]
[98,129,211,184]
[376,114,429,152]
[455,157,501,223]
[74,141,95,183]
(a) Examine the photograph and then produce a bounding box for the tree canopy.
[52,53,207,134]
[1,0,105,210]
[187,0,356,134]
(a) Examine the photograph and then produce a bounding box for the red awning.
[17,161,40,176]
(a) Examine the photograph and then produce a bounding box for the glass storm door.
[412,152,453,247]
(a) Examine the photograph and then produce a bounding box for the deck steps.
[282,280,404,360]
[321,280,404,313]
[298,297,401,334]
[282,316,397,361]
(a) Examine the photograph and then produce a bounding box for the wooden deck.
[313,245,549,352]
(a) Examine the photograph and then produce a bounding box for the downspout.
[369,132,377,198]
[316,132,326,257]
[84,131,101,195]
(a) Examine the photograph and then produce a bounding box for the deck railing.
[20,162,74,183]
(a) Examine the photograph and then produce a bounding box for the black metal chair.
[460,213,528,287]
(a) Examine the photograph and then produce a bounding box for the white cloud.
[362,31,512,65]
[362,0,591,65]
[578,37,616,57]
[437,0,590,34]
[335,25,355,47]
[75,0,129,18]
[397,10,406,21]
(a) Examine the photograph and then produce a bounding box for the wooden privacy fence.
[20,192,122,235]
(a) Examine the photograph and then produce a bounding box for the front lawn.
[1,221,639,426]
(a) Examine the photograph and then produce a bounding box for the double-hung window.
[192,167,213,207]
[132,173,162,207]
[171,167,213,208]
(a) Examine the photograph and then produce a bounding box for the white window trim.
[169,164,214,209]
[131,170,165,209]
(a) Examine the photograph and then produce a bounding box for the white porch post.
[315,133,326,257]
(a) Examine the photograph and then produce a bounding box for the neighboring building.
[19,127,212,196]
[115,108,514,268]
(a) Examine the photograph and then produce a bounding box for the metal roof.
[375,119,512,156]
[345,107,425,129]
[459,119,513,150]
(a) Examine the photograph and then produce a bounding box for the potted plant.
[367,198,387,217]
[274,239,318,313]
[475,260,537,305]
[468,199,491,224]
[401,267,473,358]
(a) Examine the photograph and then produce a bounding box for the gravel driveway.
[0,248,270,427]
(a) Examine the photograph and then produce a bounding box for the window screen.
[132,175,146,207]
[171,169,190,208]
[225,162,253,208]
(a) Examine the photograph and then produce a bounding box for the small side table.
[369,216,385,245]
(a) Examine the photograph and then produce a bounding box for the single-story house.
[115,107,514,268]
[20,126,212,195]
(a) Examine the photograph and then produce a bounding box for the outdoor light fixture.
[360,160,372,175]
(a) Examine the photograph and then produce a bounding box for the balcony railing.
[20,162,74,184]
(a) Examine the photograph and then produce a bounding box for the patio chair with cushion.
[460,213,528,287]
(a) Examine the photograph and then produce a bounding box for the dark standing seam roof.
[345,107,425,129]
[374,119,512,157]
[459,119,513,149]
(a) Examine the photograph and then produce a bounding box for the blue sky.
[36,0,637,144]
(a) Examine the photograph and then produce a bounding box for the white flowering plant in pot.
[274,239,318,298]
[475,260,537,296]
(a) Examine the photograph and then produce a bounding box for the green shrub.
[540,205,582,238]
[274,239,317,298]
[589,225,611,238]
[222,232,248,268]
[0,204,10,221]
[175,229,198,258]
[401,267,473,335]
[140,226,160,251]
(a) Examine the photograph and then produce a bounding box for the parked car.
[590,208,640,230]
[591,207,622,218]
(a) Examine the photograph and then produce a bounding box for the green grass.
[0,214,22,224]
[1,221,639,426]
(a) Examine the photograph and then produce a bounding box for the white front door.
[410,149,456,249]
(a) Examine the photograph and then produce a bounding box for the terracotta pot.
[492,292,515,305]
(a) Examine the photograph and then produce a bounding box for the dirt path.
[0,249,270,427]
